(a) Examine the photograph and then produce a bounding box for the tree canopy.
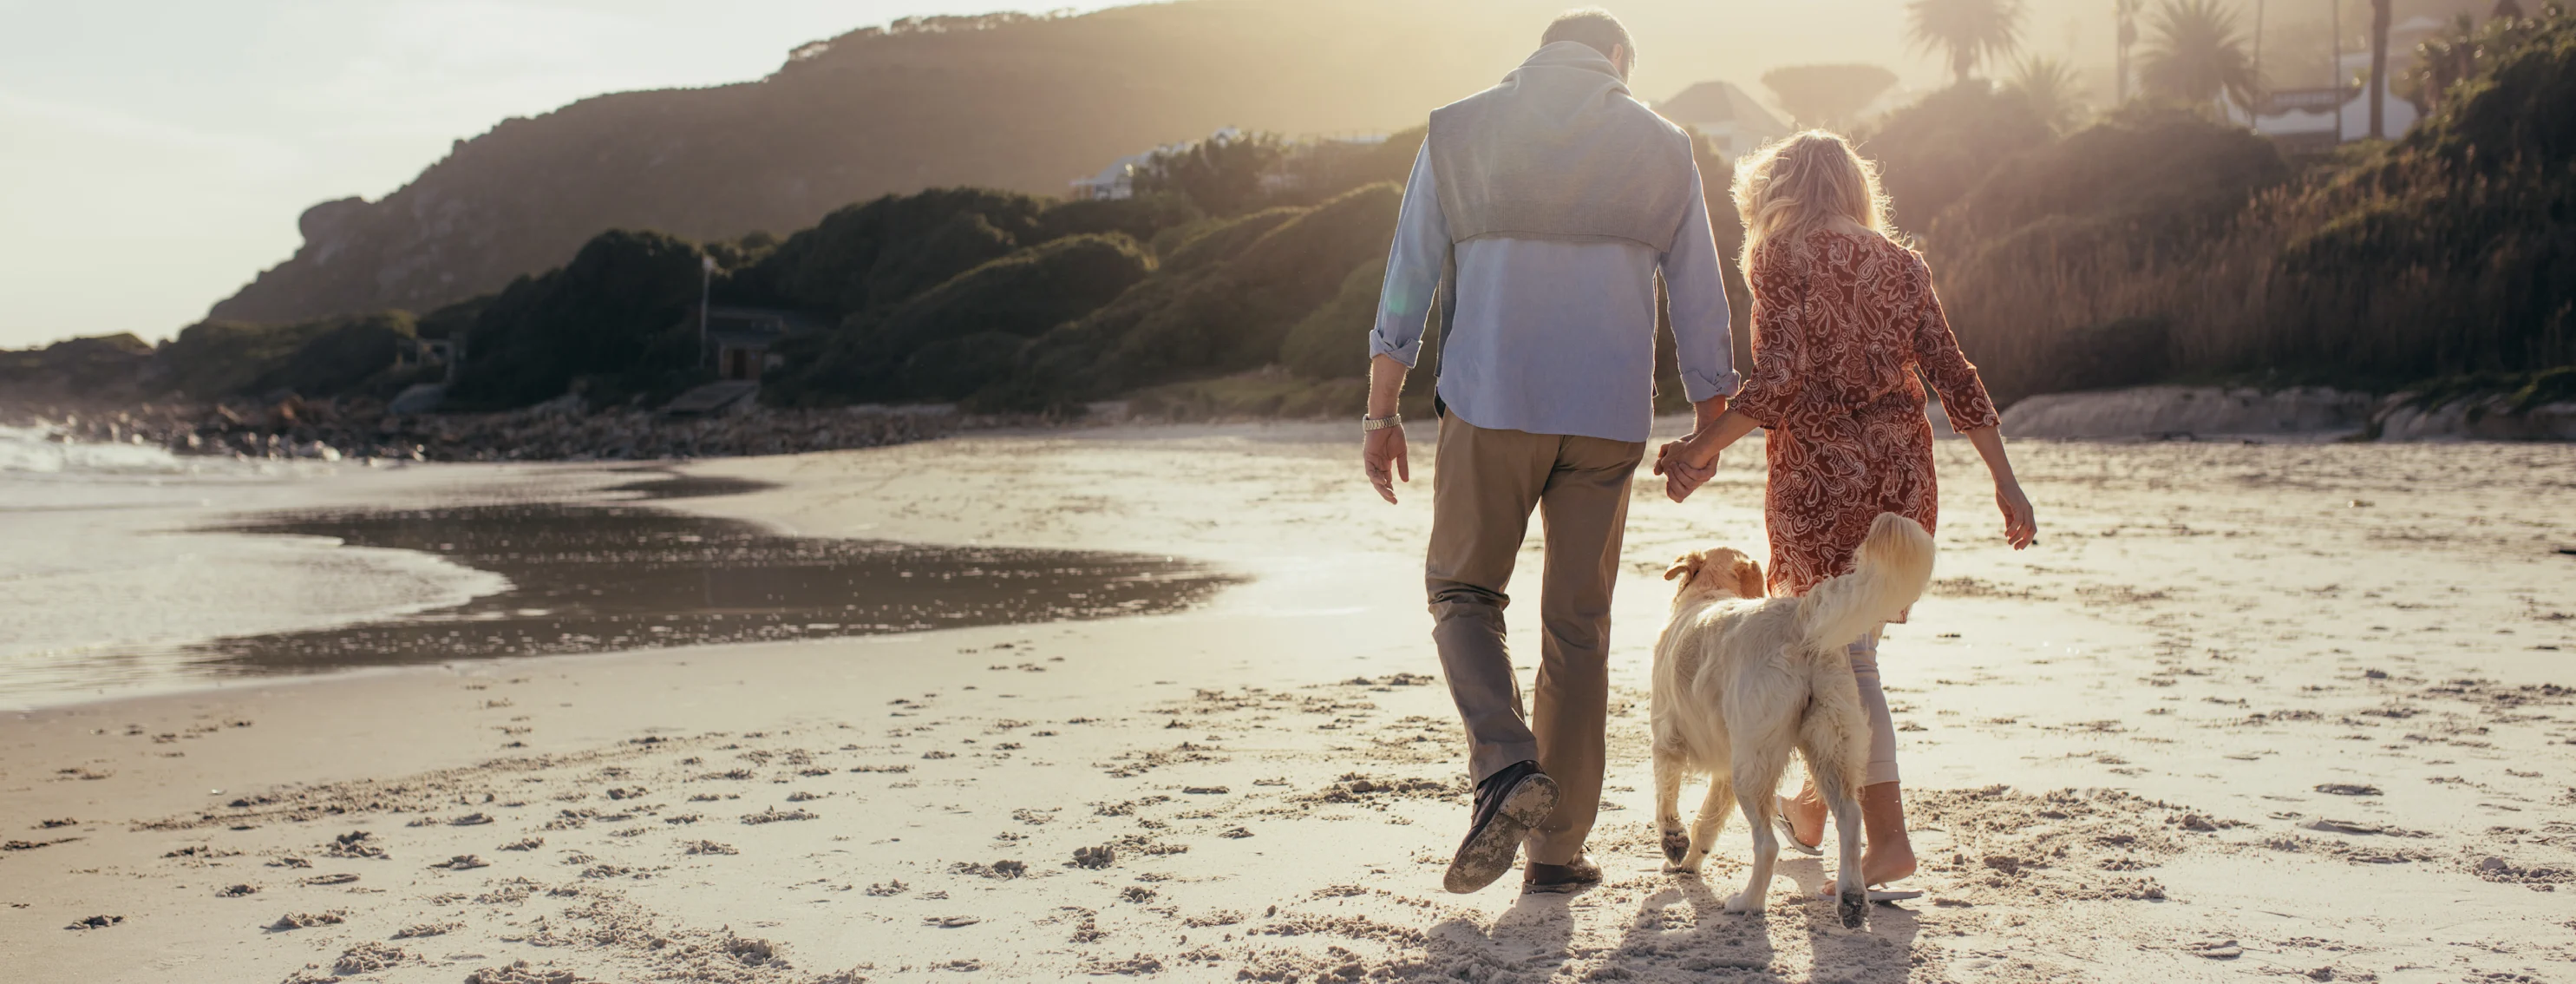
[2138,0,2262,120]
[1906,0,2027,83]
[1761,64,1900,129]
[2004,56,2091,132]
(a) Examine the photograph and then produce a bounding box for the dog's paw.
[1661,859,1704,876]
[1837,889,1867,929]
[1659,829,1690,864]
[1723,890,1764,915]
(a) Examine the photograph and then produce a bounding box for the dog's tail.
[1798,513,1937,654]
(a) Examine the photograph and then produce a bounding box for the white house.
[2246,14,2441,148]
[1069,152,1153,200]
[1655,81,1791,159]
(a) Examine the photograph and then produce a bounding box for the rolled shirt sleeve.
[1660,167,1741,402]
[1369,144,1448,368]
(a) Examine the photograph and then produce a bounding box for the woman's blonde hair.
[1729,129,1896,262]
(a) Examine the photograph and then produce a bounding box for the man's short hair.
[1540,8,1632,62]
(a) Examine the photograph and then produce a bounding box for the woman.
[1655,130,2037,894]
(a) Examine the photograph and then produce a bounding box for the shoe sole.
[1520,875,1599,895]
[1443,773,1560,895]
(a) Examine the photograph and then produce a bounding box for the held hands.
[1651,433,1720,503]
[1363,427,1409,504]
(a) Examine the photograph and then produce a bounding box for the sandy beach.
[3,423,2572,983]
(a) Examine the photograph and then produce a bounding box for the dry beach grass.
[3,423,2572,982]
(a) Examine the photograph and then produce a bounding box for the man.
[1360,9,1738,895]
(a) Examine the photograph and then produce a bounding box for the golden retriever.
[1651,512,1936,928]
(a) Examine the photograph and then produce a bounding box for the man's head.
[1541,9,1635,80]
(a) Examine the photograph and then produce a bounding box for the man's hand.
[1364,426,1410,504]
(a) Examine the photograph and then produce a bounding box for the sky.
[0,0,1126,351]
[0,0,2161,351]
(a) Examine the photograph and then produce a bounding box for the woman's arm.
[1901,255,2032,547]
[1667,408,1760,469]
[1907,257,2000,435]
[1657,240,1802,502]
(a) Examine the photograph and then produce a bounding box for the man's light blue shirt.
[1369,144,1740,444]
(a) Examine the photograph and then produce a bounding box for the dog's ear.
[1662,554,1702,582]
[1733,556,1766,599]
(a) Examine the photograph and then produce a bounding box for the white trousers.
[1849,630,1899,785]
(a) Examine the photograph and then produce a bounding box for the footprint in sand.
[269,910,347,931]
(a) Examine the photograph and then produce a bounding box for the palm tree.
[2369,0,2392,138]
[2005,56,2092,131]
[2138,0,2262,120]
[2116,0,2145,102]
[1907,0,2028,84]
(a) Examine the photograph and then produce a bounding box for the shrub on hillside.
[989,182,1402,410]
[1860,82,2056,233]
[1038,194,1202,245]
[1924,110,2289,401]
[2158,13,2576,384]
[1134,130,1291,217]
[149,313,420,402]
[1278,259,1387,380]
[733,189,1049,318]
[768,233,1156,404]
[1153,207,1311,272]
[448,230,709,410]
[251,312,420,398]
[0,333,154,398]
[155,320,340,399]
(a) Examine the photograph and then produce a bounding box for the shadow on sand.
[1429,856,1922,981]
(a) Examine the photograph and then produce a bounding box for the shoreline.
[4,428,2572,983]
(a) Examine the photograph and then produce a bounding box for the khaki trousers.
[1426,416,1644,866]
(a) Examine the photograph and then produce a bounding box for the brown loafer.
[1522,854,1602,894]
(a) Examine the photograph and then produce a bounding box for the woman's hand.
[1960,425,2035,549]
[1995,479,2037,549]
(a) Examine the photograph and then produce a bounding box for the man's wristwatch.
[1361,413,1403,432]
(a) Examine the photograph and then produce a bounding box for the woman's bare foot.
[1858,838,1917,885]
[1857,781,1917,885]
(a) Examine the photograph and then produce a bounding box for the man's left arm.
[1653,167,1740,498]
[1363,143,1449,504]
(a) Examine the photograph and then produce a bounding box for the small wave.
[0,424,199,476]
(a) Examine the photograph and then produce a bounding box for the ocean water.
[0,427,1235,711]
[0,423,211,479]
[0,424,508,709]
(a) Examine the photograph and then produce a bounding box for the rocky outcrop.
[2377,396,2576,442]
[2000,386,2377,441]
[2001,385,2576,442]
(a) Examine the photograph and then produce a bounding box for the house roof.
[1657,81,1789,136]
[703,305,827,340]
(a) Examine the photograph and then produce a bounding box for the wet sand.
[2,424,2572,983]
[195,473,1232,673]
